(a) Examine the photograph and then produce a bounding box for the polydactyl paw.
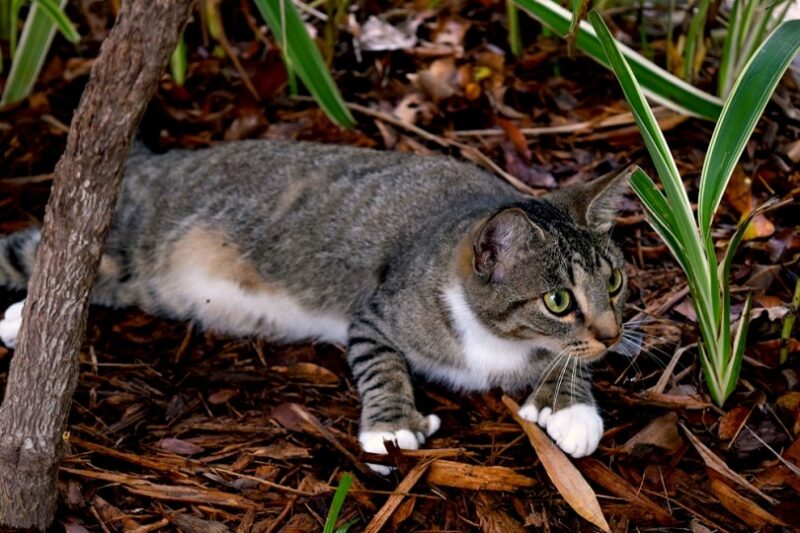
[519,403,603,458]
[359,414,441,475]
[0,300,25,349]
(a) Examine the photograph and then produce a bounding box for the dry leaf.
[502,395,611,532]
[358,15,419,51]
[620,411,684,461]
[717,405,751,442]
[156,437,204,456]
[208,389,238,404]
[681,423,778,505]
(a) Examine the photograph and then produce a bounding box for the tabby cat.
[0,140,628,471]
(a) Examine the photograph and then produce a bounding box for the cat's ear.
[547,167,632,233]
[473,208,544,282]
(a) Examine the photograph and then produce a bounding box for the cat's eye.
[608,269,623,296]
[543,289,574,316]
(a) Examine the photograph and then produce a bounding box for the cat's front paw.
[359,414,441,475]
[0,300,25,349]
[537,404,603,458]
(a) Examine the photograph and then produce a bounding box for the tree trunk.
[0,0,194,529]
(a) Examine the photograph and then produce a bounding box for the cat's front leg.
[347,321,440,474]
[518,367,603,458]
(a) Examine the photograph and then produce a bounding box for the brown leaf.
[156,437,204,456]
[681,423,778,505]
[619,412,684,461]
[503,395,610,532]
[93,495,141,529]
[410,58,458,102]
[717,405,751,442]
[271,362,340,385]
[208,389,238,404]
[168,512,231,533]
[426,460,536,491]
[249,442,311,460]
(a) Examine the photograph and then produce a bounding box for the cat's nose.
[590,314,619,345]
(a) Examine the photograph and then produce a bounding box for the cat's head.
[462,170,630,361]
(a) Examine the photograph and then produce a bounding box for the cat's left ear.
[546,167,632,233]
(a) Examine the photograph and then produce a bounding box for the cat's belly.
[151,226,350,344]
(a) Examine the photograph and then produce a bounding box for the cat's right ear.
[473,208,543,282]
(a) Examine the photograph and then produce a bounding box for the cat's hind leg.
[347,316,440,474]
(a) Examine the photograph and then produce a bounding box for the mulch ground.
[1,1,799,531]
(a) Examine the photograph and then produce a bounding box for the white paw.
[541,404,603,458]
[518,404,540,423]
[359,429,420,475]
[359,415,440,475]
[0,300,25,349]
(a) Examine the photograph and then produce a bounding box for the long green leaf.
[1,0,66,105]
[682,0,710,82]
[723,292,752,399]
[253,0,355,128]
[590,10,719,370]
[32,0,79,42]
[323,473,353,533]
[170,32,188,86]
[514,0,723,120]
[697,20,800,237]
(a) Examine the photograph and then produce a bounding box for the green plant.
[1,0,79,105]
[253,0,354,128]
[718,0,792,97]
[513,0,723,120]
[507,0,523,56]
[589,10,800,405]
[170,32,188,86]
[323,473,356,533]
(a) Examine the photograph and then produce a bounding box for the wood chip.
[426,460,536,491]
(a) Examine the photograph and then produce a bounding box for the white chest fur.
[438,283,536,390]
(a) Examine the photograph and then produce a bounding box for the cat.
[0,140,628,471]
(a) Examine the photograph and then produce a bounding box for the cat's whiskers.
[530,348,570,405]
[551,350,574,410]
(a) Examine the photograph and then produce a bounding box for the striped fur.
[0,140,629,461]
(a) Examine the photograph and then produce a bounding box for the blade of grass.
[32,0,79,42]
[170,32,188,86]
[698,20,800,240]
[566,0,589,55]
[682,0,710,82]
[514,0,723,120]
[507,0,522,56]
[253,0,355,128]
[723,292,752,399]
[780,278,800,364]
[323,473,353,533]
[1,0,67,105]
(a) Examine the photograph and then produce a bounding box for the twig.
[363,460,433,533]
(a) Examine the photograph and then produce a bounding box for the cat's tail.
[0,228,41,290]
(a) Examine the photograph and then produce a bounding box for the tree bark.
[0,0,194,529]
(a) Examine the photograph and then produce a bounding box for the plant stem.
[780,276,800,364]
